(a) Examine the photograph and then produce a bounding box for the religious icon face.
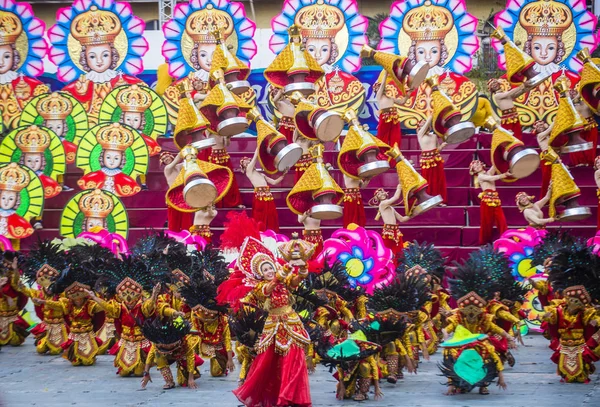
[85,43,113,74]
[529,36,558,66]
[305,38,332,66]
[102,149,123,170]
[0,190,17,210]
[123,112,142,130]
[23,153,43,172]
[85,216,104,231]
[0,44,14,75]
[415,40,442,68]
[260,261,276,281]
[197,43,216,72]
[44,119,65,137]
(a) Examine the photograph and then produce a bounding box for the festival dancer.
[516,188,556,228]
[417,117,448,204]
[221,236,314,407]
[209,135,244,209]
[36,266,105,366]
[20,241,69,355]
[370,186,410,259]
[141,317,202,390]
[272,88,297,144]
[487,79,534,141]
[544,241,600,383]
[342,174,367,228]
[293,134,318,184]
[179,278,234,377]
[569,89,598,167]
[191,206,217,244]
[161,152,193,233]
[375,71,406,147]
[0,251,29,346]
[240,149,287,232]
[534,120,555,198]
[469,160,510,245]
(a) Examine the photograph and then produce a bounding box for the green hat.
[440,325,487,348]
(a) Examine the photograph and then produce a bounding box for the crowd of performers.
[2,223,600,405]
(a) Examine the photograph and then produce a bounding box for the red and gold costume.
[209,148,243,208]
[0,163,35,239]
[278,116,296,144]
[500,107,522,141]
[0,269,29,346]
[145,333,202,387]
[477,190,507,245]
[420,148,447,203]
[193,314,233,377]
[377,107,402,148]
[382,224,404,257]
[342,188,366,228]
[252,186,279,232]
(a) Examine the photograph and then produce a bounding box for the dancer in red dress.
[161,152,193,233]
[210,135,244,209]
[417,117,448,204]
[342,174,367,228]
[222,237,313,407]
[370,186,410,260]
[240,149,286,232]
[470,160,510,245]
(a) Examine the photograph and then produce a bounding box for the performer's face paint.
[260,262,276,281]
[45,119,65,137]
[85,43,113,74]
[0,44,14,75]
[0,190,17,210]
[530,36,558,66]
[103,149,123,170]
[198,43,216,72]
[123,112,142,130]
[415,40,441,68]
[305,38,332,66]
[23,153,43,172]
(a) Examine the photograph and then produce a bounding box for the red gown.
[420,149,447,203]
[342,188,366,228]
[233,282,311,407]
[209,148,243,208]
[78,170,141,197]
[478,190,507,245]
[252,186,279,232]
[0,212,34,239]
[377,107,402,147]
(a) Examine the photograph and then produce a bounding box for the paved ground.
[0,334,598,407]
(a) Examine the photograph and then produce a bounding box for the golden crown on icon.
[71,6,122,46]
[79,189,114,218]
[15,125,51,153]
[519,0,572,37]
[96,123,134,151]
[37,93,73,121]
[116,85,152,113]
[0,11,23,46]
[0,163,29,192]
[294,0,344,39]
[403,0,453,41]
[185,5,233,44]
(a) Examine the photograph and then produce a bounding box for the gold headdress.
[0,163,29,192]
[78,189,114,218]
[519,0,572,37]
[116,85,152,113]
[96,123,134,151]
[37,93,73,121]
[36,264,60,281]
[294,0,344,39]
[185,5,234,44]
[71,6,122,46]
[15,126,51,153]
[564,285,591,305]
[457,291,487,308]
[0,11,23,46]
[116,277,142,295]
[403,0,453,41]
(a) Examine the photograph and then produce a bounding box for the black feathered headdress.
[305,260,363,304]
[399,241,446,281]
[369,273,432,315]
[142,316,190,345]
[530,229,576,268]
[178,277,228,314]
[22,240,66,285]
[95,255,170,297]
[228,306,268,349]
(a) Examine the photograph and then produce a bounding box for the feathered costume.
[0,250,30,347]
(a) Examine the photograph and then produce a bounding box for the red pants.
[479,190,507,245]
[210,149,243,208]
[501,110,522,141]
[303,229,323,259]
[167,207,193,233]
[252,187,279,232]
[420,149,447,203]
[382,224,403,262]
[343,188,366,228]
[540,160,552,199]
[377,108,401,148]
[570,123,598,166]
[278,116,295,144]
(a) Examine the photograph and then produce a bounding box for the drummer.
[416,117,447,205]
[209,135,245,209]
[369,185,410,262]
[488,78,535,141]
[516,189,556,229]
